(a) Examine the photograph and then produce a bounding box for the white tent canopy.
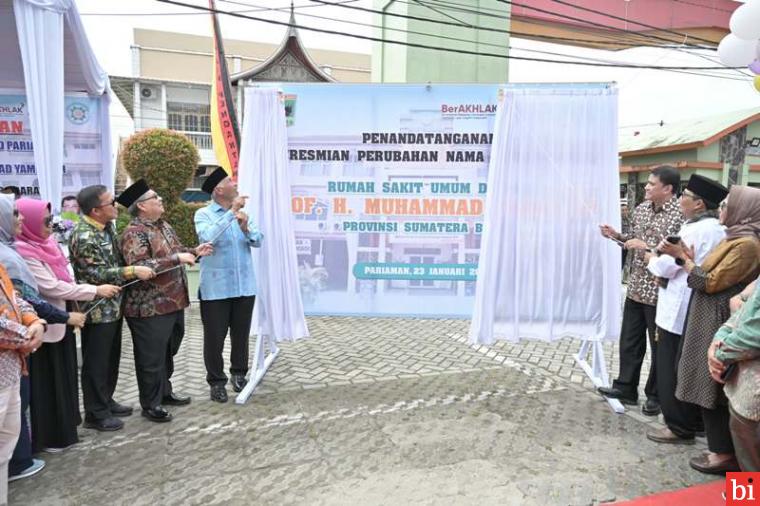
[0,0,113,209]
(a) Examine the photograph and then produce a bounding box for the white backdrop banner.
[0,90,106,201]
[275,83,620,326]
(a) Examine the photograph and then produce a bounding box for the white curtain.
[14,0,65,209]
[63,0,114,193]
[11,0,113,209]
[469,85,621,345]
[239,87,309,343]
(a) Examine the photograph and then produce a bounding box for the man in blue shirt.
[195,168,262,403]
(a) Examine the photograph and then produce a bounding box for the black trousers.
[127,311,184,410]
[612,297,658,401]
[703,404,735,454]
[163,310,185,397]
[656,327,702,438]
[200,296,255,387]
[81,320,123,420]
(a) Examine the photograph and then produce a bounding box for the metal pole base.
[235,334,280,405]
[576,339,624,414]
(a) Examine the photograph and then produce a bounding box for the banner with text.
[0,91,105,199]
[282,84,501,317]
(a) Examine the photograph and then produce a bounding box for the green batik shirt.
[69,216,130,324]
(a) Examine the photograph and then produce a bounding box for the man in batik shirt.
[69,185,154,432]
[598,166,684,415]
[118,180,211,423]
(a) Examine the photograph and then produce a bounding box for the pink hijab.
[14,198,73,282]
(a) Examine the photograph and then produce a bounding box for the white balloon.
[718,34,759,66]
[730,0,760,40]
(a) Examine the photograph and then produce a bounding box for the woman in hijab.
[15,198,120,454]
[0,256,44,505]
[0,196,83,482]
[662,185,760,474]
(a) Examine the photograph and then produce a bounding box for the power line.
[177,0,747,81]
[397,0,700,50]
[80,0,358,16]
[543,0,723,46]
[499,0,718,48]
[411,0,474,26]
[310,0,679,50]
[422,0,748,81]
[670,0,734,14]
[155,0,744,70]
[418,0,700,52]
[313,0,718,51]
[469,0,745,77]
[515,0,743,76]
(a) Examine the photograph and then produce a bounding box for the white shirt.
[647,216,725,335]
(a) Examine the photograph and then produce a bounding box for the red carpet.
[610,480,725,505]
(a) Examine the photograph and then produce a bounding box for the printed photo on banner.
[281,84,501,317]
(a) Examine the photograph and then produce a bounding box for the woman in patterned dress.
[662,185,760,474]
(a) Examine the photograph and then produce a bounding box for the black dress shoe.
[642,399,661,417]
[141,406,173,423]
[162,392,192,406]
[109,402,134,418]
[597,386,638,405]
[83,417,124,432]
[210,385,228,403]
[231,375,248,393]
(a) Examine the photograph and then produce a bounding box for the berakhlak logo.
[440,103,497,116]
[727,472,760,505]
[67,103,89,124]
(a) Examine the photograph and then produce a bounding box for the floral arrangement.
[52,211,80,244]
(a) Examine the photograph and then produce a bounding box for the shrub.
[120,129,198,202]
[120,129,202,247]
[163,201,204,248]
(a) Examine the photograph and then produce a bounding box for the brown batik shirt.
[120,217,194,318]
[620,196,684,306]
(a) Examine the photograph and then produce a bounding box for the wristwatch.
[675,257,685,266]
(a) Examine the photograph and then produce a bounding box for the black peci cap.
[201,167,229,194]
[685,175,729,207]
[116,179,150,208]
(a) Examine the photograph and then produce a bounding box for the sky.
[75,0,760,136]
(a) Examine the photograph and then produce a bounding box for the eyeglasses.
[138,194,162,203]
[95,199,116,208]
[681,190,699,200]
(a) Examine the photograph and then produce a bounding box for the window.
[166,102,210,132]
[184,115,199,132]
[167,113,183,131]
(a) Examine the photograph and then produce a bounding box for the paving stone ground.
[9,306,717,505]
